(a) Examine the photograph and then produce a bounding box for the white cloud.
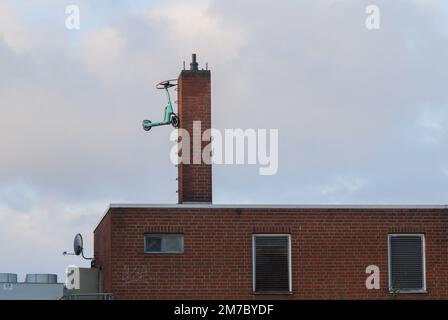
[443,167,448,178]
[417,106,448,132]
[0,185,101,280]
[319,175,365,201]
[81,26,126,74]
[415,105,448,145]
[146,0,246,60]
[0,2,30,53]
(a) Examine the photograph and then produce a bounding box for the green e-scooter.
[142,79,180,131]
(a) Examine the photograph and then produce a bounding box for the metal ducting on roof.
[25,274,58,284]
[0,273,18,283]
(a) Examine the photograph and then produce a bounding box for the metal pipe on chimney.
[190,53,199,71]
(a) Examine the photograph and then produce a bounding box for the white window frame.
[144,234,184,254]
[388,234,426,294]
[252,234,292,294]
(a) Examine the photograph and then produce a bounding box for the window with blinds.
[388,234,426,293]
[253,235,291,294]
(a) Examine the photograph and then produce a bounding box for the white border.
[388,234,426,294]
[252,234,292,294]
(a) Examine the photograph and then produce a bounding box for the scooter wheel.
[143,120,152,131]
[171,115,180,128]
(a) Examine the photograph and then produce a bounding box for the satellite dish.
[74,233,83,256]
[64,233,94,263]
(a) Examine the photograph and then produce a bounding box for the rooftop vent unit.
[25,274,58,284]
[0,273,18,283]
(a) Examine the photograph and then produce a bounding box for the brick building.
[94,56,448,300]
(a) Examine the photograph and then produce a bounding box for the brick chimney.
[177,54,212,204]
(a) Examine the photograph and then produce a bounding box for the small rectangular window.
[388,234,426,293]
[253,234,291,294]
[144,234,184,254]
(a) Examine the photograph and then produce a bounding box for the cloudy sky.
[0,0,447,281]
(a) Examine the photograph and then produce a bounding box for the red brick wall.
[177,70,212,203]
[93,212,112,294]
[94,207,448,299]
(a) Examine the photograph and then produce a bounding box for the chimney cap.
[190,53,199,71]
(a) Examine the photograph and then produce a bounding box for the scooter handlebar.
[156,79,178,89]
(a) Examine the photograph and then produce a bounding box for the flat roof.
[109,203,448,209]
[94,203,448,232]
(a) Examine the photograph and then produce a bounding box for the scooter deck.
[146,121,170,127]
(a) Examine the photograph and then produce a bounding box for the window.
[252,234,291,294]
[388,234,426,293]
[144,234,184,254]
